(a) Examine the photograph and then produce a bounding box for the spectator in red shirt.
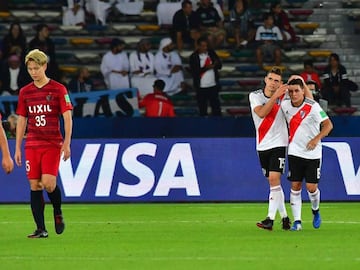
[300,60,322,89]
[139,79,176,117]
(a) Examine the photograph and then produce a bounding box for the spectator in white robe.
[100,38,130,90]
[154,37,184,95]
[62,0,86,26]
[115,0,144,15]
[129,38,156,97]
[85,0,112,25]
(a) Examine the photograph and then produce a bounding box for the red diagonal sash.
[288,103,312,143]
[258,100,281,144]
[200,56,212,79]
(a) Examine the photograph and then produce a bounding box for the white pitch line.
[0,220,359,225]
[0,255,358,262]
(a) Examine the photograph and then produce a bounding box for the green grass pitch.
[0,202,359,270]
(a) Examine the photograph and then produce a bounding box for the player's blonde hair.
[25,49,48,66]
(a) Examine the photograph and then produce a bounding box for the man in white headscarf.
[129,38,156,97]
[154,37,184,96]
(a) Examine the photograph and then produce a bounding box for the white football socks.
[290,189,302,221]
[308,188,320,211]
[268,185,287,220]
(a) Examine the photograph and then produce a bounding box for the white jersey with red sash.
[249,89,288,151]
[281,97,329,159]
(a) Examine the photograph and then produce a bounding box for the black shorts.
[287,155,321,184]
[258,147,286,177]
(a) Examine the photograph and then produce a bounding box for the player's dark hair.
[288,78,304,88]
[268,66,282,76]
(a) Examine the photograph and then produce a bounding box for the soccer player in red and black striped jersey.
[15,49,73,238]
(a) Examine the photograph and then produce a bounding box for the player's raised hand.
[274,84,288,98]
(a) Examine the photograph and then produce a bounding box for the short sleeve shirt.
[16,80,73,148]
[281,97,329,159]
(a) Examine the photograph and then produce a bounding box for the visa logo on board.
[59,143,200,198]
[323,142,360,195]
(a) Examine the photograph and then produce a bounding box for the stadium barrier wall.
[1,138,359,203]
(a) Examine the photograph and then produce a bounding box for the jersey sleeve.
[16,88,28,117]
[249,92,262,111]
[59,85,73,114]
[313,102,328,123]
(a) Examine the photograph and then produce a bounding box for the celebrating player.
[15,49,73,238]
[249,66,291,230]
[281,78,333,231]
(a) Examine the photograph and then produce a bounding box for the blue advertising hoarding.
[0,138,359,202]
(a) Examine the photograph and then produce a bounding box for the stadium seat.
[55,52,75,63]
[137,24,160,32]
[74,52,100,63]
[59,65,78,74]
[226,107,250,116]
[123,37,143,46]
[286,0,309,8]
[220,80,237,87]
[52,37,68,46]
[283,50,307,61]
[112,24,136,33]
[95,37,113,45]
[216,50,231,59]
[11,10,36,20]
[348,10,360,21]
[295,22,320,34]
[332,107,357,115]
[303,35,326,48]
[174,107,198,116]
[170,94,193,102]
[220,92,245,101]
[289,9,313,21]
[231,49,255,59]
[235,65,260,73]
[59,25,83,33]
[238,79,262,88]
[287,64,304,73]
[308,50,332,58]
[85,24,108,32]
[179,50,193,59]
[0,11,11,19]
[69,38,95,46]
[222,66,236,73]
[36,11,61,20]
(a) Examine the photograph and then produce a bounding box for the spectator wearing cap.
[139,79,176,117]
[154,37,184,96]
[100,38,130,89]
[0,54,30,95]
[129,38,156,97]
